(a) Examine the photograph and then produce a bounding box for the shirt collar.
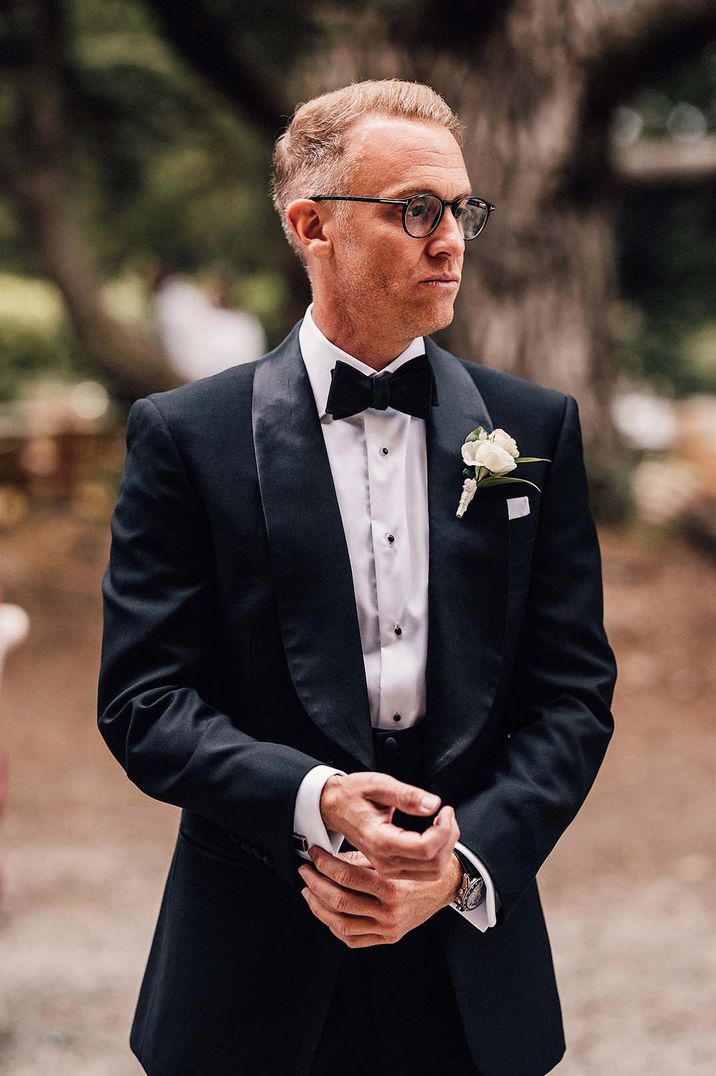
[298,303,425,420]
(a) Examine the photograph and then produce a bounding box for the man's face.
[325,115,470,339]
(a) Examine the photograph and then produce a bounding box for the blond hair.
[271,79,463,261]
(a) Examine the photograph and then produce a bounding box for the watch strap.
[453,847,481,881]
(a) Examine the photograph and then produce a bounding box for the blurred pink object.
[0,601,30,905]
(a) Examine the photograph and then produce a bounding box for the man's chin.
[409,299,457,339]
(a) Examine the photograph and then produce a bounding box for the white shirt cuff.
[293,765,347,861]
[449,840,500,932]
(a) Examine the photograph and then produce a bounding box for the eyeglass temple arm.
[312,194,496,211]
[310,195,409,205]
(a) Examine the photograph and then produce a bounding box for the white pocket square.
[507,495,530,520]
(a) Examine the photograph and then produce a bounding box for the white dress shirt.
[291,303,499,932]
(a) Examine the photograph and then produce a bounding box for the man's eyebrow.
[384,186,473,200]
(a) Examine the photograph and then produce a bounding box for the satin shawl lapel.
[251,326,508,778]
[423,338,508,780]
[252,324,376,770]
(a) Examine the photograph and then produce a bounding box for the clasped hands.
[297,771,462,949]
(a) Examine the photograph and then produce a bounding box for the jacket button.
[384,736,398,753]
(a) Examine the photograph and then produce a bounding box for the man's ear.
[285,199,333,260]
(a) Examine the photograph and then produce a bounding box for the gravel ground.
[0,513,714,1075]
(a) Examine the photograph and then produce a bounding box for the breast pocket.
[507,495,539,546]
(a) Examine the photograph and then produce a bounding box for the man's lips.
[420,276,461,285]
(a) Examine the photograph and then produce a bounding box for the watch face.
[465,879,485,910]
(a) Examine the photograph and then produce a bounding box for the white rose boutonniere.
[456,426,551,518]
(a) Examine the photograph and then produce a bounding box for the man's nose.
[426,207,465,259]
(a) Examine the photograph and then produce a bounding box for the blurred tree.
[0,0,180,397]
[0,0,713,459]
[141,0,716,456]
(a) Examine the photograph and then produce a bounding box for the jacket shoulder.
[138,324,301,431]
[140,358,257,427]
[425,338,570,447]
[455,355,567,419]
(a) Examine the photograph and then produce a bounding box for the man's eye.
[408,204,428,218]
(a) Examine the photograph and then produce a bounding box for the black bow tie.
[325,354,439,420]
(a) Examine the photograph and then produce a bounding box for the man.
[98,79,617,1076]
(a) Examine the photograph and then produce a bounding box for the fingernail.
[422,795,439,811]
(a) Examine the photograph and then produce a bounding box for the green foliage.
[614,45,716,396]
[66,45,286,276]
[0,275,116,401]
[0,317,100,402]
[614,184,716,395]
[0,0,296,345]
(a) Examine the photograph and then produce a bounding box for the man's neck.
[311,299,415,372]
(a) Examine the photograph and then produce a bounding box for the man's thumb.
[395,781,440,815]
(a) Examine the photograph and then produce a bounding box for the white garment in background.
[154,277,266,381]
[291,303,499,933]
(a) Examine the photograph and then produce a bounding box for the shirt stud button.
[381,447,389,455]
[392,713,401,723]
[387,534,395,543]
[394,625,402,636]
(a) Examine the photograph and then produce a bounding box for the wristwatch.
[452,848,486,912]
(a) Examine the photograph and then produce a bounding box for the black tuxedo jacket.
[97,322,617,1076]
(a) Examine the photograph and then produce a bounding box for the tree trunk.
[10,174,180,401]
[285,0,716,465]
[0,0,179,401]
[304,13,622,455]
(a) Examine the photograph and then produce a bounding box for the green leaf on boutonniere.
[513,456,551,463]
[464,427,486,443]
[477,476,542,491]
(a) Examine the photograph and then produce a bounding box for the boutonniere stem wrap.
[455,426,550,519]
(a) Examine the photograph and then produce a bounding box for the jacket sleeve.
[453,393,617,925]
[97,396,330,887]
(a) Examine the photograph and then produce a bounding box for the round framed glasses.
[309,192,496,240]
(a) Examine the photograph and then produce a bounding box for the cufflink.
[293,833,310,855]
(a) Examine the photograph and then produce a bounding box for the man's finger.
[338,849,375,869]
[302,887,374,931]
[363,774,440,816]
[370,805,457,862]
[309,846,384,895]
[301,863,379,917]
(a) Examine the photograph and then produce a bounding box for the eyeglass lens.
[404,195,488,239]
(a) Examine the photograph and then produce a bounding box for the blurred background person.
[150,262,267,381]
